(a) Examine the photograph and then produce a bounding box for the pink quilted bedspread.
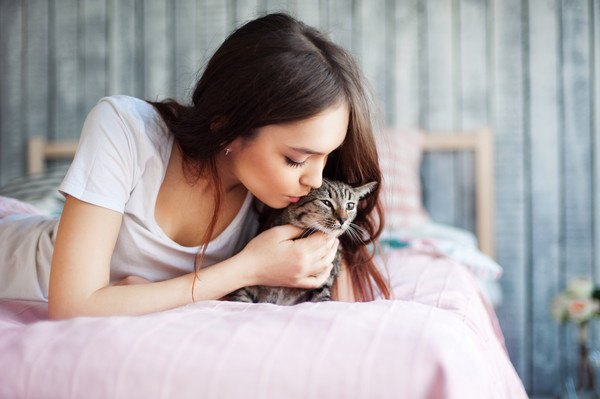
[0,249,527,399]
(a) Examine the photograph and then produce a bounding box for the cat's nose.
[337,216,347,225]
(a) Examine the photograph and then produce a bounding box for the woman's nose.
[300,164,323,189]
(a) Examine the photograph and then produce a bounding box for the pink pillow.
[375,128,430,229]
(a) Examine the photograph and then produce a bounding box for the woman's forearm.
[49,253,255,319]
[331,259,355,302]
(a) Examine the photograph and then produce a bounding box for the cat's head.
[285,179,377,237]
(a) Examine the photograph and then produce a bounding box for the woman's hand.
[238,224,339,289]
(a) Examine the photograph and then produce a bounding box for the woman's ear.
[225,137,244,154]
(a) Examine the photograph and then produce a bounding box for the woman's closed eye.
[285,156,307,168]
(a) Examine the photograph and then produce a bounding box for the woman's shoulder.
[91,95,170,148]
[93,95,158,125]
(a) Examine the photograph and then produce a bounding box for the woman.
[7,13,391,318]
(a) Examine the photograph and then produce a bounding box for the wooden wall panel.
[594,0,600,294]
[0,1,24,184]
[529,0,561,394]
[81,0,107,118]
[355,0,389,128]
[174,0,199,102]
[143,0,172,100]
[561,0,595,386]
[25,0,50,147]
[198,0,230,75]
[325,0,354,54]
[53,0,81,142]
[108,0,136,98]
[561,0,594,282]
[263,0,291,14]
[393,0,420,128]
[492,0,529,386]
[456,0,488,233]
[232,0,260,28]
[421,0,457,227]
[294,0,320,29]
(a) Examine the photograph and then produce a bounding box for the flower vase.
[572,322,599,399]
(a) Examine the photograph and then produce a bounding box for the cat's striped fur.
[224,179,377,305]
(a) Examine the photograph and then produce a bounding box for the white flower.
[551,278,600,324]
[566,277,594,299]
[566,297,598,324]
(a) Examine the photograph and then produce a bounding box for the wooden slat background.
[0,1,598,396]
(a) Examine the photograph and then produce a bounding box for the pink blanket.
[0,249,527,399]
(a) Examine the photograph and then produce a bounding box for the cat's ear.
[355,181,378,199]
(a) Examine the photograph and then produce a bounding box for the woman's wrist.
[229,251,258,288]
[189,252,257,302]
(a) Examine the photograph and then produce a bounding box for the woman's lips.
[288,196,301,203]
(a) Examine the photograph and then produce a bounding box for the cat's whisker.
[346,229,363,245]
[304,226,324,239]
[349,225,369,242]
[347,224,367,245]
[300,227,318,239]
[307,221,328,235]
[316,220,337,235]
[349,222,368,236]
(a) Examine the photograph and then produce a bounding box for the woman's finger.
[271,224,305,241]
[297,231,333,251]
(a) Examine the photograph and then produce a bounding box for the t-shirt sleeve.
[58,98,139,214]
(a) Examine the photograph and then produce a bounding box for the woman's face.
[227,102,349,209]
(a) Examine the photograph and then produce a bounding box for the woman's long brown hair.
[147,12,391,302]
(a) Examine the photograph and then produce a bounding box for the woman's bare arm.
[49,195,338,319]
[332,259,355,302]
[48,195,253,319]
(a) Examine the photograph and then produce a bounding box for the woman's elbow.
[48,298,76,320]
[47,292,90,320]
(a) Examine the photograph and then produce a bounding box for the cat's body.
[224,179,376,305]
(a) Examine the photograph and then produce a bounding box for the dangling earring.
[224,148,231,156]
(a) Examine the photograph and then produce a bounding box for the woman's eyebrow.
[289,144,343,155]
[290,146,323,155]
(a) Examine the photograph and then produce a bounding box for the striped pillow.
[376,128,430,230]
[0,168,67,217]
[0,196,44,218]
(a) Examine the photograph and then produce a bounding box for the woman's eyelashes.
[285,156,307,168]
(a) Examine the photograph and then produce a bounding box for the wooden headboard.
[27,127,495,258]
[421,128,495,258]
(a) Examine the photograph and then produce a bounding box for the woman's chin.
[260,197,291,209]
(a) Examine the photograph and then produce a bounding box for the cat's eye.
[321,200,332,207]
[346,202,355,210]
[285,156,307,168]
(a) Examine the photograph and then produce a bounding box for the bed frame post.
[27,136,79,176]
[422,128,496,259]
[475,128,495,259]
[28,137,46,176]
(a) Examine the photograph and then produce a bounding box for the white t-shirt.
[58,95,259,284]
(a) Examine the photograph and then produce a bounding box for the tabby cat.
[224,179,377,305]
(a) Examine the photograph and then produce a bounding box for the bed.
[0,128,527,398]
